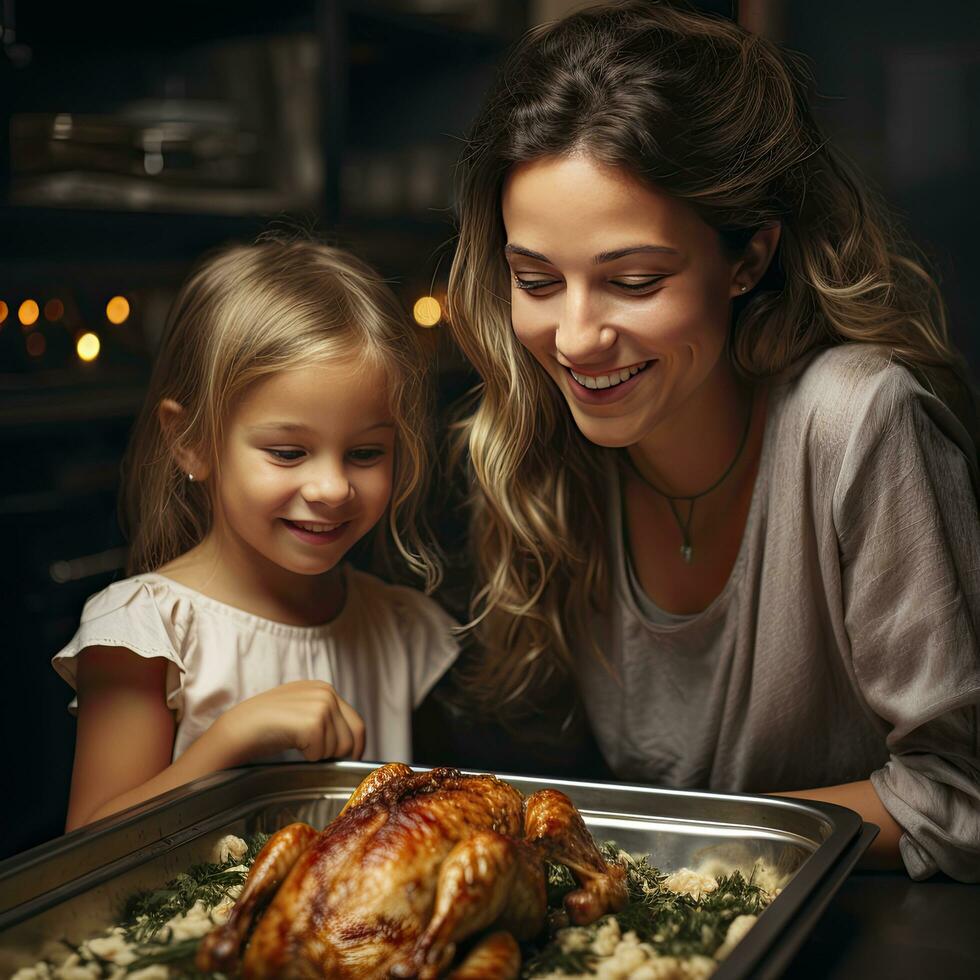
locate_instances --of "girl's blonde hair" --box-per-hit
[447,0,978,712]
[122,236,440,589]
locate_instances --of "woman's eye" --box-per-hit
[611,275,666,292]
[610,276,666,292]
[266,448,305,462]
[513,275,561,292]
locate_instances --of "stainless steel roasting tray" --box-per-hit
[0,762,877,979]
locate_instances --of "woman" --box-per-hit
[446,0,980,880]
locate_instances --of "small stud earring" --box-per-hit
[188,472,195,482]
[739,284,749,292]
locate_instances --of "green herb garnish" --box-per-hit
[522,844,772,977]
[121,834,268,946]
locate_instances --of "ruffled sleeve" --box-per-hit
[51,577,188,721]
[384,584,461,708]
[391,586,459,708]
[833,367,980,881]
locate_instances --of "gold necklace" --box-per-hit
[623,397,754,564]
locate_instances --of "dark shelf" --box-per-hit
[12,1,520,55]
[0,204,278,264]
[12,0,318,52]
[348,1,523,49]
[0,203,464,268]
[0,369,148,430]
[339,211,456,234]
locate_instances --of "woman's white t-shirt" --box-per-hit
[52,565,459,765]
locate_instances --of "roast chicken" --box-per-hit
[197,763,628,978]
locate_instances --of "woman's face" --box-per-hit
[501,154,745,448]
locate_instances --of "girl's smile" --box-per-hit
[280,519,351,545]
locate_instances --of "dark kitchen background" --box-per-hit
[1,0,977,861]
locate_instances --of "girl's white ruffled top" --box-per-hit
[52,566,459,764]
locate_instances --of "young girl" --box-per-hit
[53,238,458,831]
[447,1,980,880]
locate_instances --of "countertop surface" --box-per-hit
[785,870,980,978]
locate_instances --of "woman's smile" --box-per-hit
[565,360,655,403]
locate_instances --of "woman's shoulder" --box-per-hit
[770,343,977,502]
[775,343,971,459]
[787,343,917,412]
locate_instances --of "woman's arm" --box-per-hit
[775,779,902,869]
[829,371,980,880]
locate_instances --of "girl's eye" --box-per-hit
[349,447,386,464]
[513,275,561,292]
[610,276,666,292]
[266,448,305,462]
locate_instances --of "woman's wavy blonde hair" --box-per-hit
[122,236,440,589]
[448,0,978,713]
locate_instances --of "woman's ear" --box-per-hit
[730,222,782,297]
[158,399,211,482]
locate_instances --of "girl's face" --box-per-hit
[212,357,395,578]
[501,154,745,448]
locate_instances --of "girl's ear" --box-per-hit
[729,222,782,297]
[158,399,211,482]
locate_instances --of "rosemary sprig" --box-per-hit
[522,843,772,976]
[125,937,205,971]
[120,833,268,945]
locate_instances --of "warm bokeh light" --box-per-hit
[44,298,64,321]
[106,295,130,324]
[18,299,40,327]
[412,296,442,328]
[0,301,8,324]
[76,331,101,362]
[26,332,47,357]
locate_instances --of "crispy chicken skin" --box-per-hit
[197,764,627,979]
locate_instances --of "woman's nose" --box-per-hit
[301,464,353,507]
[555,288,617,364]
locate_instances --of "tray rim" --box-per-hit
[0,761,855,897]
[720,822,879,980]
[0,759,872,977]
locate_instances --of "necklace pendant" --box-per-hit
[680,544,693,563]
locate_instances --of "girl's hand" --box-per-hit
[218,680,367,763]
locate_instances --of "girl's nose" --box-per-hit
[555,288,617,364]
[301,465,354,507]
